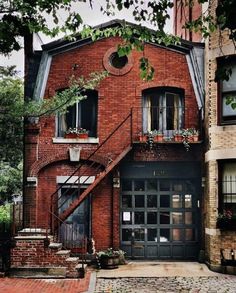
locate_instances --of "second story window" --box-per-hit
[142,87,184,135]
[57,90,98,138]
[219,58,236,124]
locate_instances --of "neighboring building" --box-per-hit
[174,0,236,272]
[15,19,204,268]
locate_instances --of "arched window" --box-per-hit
[142,87,184,135]
[57,89,98,137]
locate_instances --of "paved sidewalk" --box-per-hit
[0,272,91,293]
[97,261,220,278]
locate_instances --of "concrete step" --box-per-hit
[17,228,50,236]
[10,267,67,278]
[49,242,63,250]
[55,250,71,256]
[65,257,80,263]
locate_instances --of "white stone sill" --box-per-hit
[52,137,99,144]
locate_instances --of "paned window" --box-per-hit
[57,90,98,137]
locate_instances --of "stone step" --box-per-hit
[55,250,71,256]
[18,228,50,235]
[49,242,63,250]
[10,267,67,278]
[65,257,80,263]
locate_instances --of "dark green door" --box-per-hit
[120,179,200,259]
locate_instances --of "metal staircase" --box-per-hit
[49,111,133,248]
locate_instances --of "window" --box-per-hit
[57,90,98,137]
[142,87,184,135]
[219,161,236,214]
[219,58,236,124]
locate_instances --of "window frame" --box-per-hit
[142,87,185,134]
[218,56,236,125]
[56,89,98,138]
[218,160,236,214]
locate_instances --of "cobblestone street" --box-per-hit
[95,276,236,293]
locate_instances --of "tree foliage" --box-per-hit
[0,66,23,166]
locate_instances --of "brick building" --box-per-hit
[14,19,205,268]
[174,0,236,272]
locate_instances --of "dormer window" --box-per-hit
[142,87,184,136]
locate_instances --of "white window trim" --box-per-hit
[52,137,99,144]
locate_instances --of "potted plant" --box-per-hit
[65,127,78,138]
[185,128,199,142]
[138,132,148,142]
[77,128,89,139]
[97,248,125,269]
[217,209,236,230]
[64,127,89,139]
[173,130,183,142]
[152,130,164,142]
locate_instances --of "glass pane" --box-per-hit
[172,194,182,208]
[147,195,157,208]
[172,212,183,224]
[122,212,132,225]
[173,229,182,241]
[185,229,195,241]
[147,212,157,224]
[160,195,170,207]
[160,229,170,242]
[148,229,157,241]
[135,212,144,224]
[122,229,132,241]
[134,228,145,241]
[122,194,132,208]
[147,179,157,191]
[122,180,132,191]
[160,212,170,224]
[135,194,144,208]
[185,194,192,208]
[185,212,193,225]
[173,183,183,192]
[134,180,145,191]
[160,181,170,191]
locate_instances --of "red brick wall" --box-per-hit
[173,0,202,42]
[24,36,200,250]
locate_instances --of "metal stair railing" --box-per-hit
[49,109,133,245]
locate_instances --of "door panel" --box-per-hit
[120,179,200,259]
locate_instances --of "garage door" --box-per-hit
[120,178,200,259]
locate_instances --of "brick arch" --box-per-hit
[29,151,107,177]
[135,81,187,97]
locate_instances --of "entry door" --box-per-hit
[120,179,200,259]
[58,187,90,249]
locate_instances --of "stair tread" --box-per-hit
[65,257,80,262]
[49,243,63,249]
[55,250,71,255]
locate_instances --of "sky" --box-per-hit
[0,1,173,76]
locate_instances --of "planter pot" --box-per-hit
[139,135,147,142]
[65,133,78,139]
[154,135,163,142]
[174,134,182,142]
[99,255,119,269]
[78,133,89,139]
[193,135,199,142]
